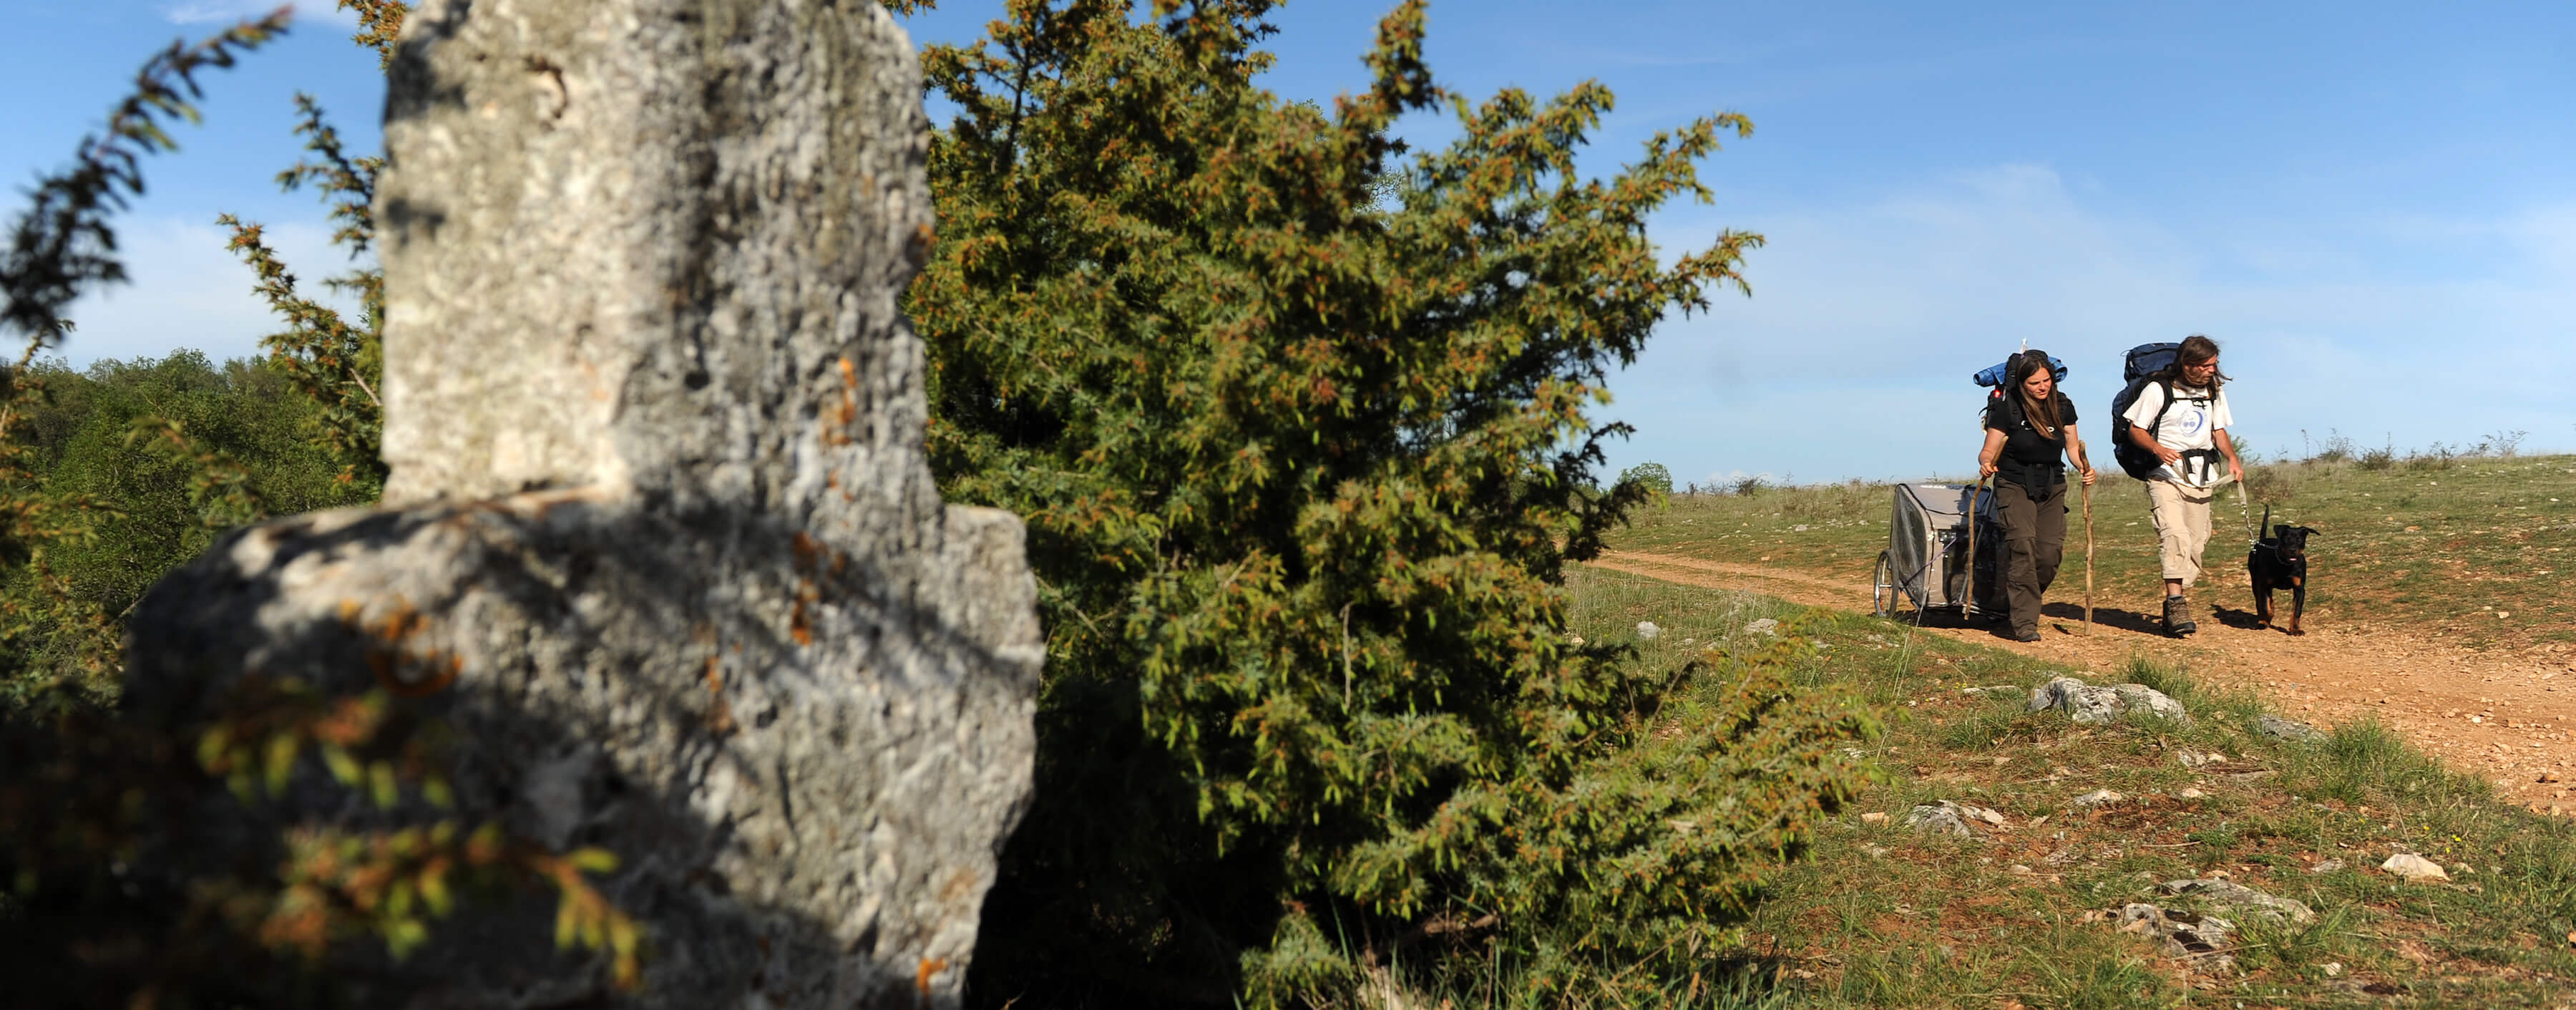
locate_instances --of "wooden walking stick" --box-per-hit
[2077,440,2095,635]
[1963,476,1986,619]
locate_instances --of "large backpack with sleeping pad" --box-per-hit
[1971,352,2065,434]
[2109,342,2182,480]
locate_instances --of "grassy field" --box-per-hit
[1530,568,2576,1007]
[1610,453,2576,652]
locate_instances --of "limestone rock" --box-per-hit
[121,2,1039,1006]
[2028,676,2190,726]
[2256,714,2325,742]
[1636,621,1662,640]
[1742,618,1779,636]
[1906,800,2006,837]
[2070,789,2125,810]
[2160,878,2315,924]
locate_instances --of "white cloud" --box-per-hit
[57,215,363,368]
[1604,165,2576,483]
[163,1,359,29]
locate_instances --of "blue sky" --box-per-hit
[5,1,2570,484]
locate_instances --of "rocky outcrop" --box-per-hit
[121,1,1039,1007]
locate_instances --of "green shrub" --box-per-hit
[909,1,1869,1004]
[1621,462,1675,496]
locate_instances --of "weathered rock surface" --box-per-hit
[2114,903,2238,969]
[121,2,1038,1007]
[2160,878,2315,923]
[2028,676,2190,726]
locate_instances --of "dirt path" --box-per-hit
[1591,550,2576,811]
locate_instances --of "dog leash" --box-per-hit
[2237,481,2258,545]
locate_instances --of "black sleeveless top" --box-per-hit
[1985,392,2077,490]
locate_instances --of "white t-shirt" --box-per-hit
[2122,382,2233,486]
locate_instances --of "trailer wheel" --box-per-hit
[1871,550,1896,618]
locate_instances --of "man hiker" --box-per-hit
[2122,334,2242,636]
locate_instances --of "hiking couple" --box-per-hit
[1977,336,2240,640]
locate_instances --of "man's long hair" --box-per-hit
[2154,334,2230,389]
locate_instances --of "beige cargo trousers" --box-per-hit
[2144,479,2215,586]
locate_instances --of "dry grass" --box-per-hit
[1506,567,2576,1008]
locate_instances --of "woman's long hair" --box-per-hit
[2007,349,2066,442]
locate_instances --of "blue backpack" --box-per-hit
[2109,343,2183,480]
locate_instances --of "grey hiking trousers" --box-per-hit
[1995,479,2068,636]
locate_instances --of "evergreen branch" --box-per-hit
[338,0,409,70]
[0,9,291,344]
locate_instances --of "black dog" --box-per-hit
[2246,505,2319,635]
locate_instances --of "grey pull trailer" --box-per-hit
[1871,482,2006,621]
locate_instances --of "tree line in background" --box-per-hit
[0,1,1873,1006]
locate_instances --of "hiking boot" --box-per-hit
[2162,594,2197,636]
[2010,628,2043,643]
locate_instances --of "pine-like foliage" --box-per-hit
[910,1,1873,1003]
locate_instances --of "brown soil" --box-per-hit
[1590,550,2576,811]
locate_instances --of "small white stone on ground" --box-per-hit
[2382,853,2449,882]
[1636,621,1662,640]
[1743,618,1780,636]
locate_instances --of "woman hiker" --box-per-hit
[1977,349,2097,642]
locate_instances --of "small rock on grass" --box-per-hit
[2177,787,2206,799]
[1742,618,1779,636]
[2257,714,2324,742]
[2381,853,2449,882]
[1636,621,1662,640]
[1860,811,1888,824]
[2308,858,2345,875]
